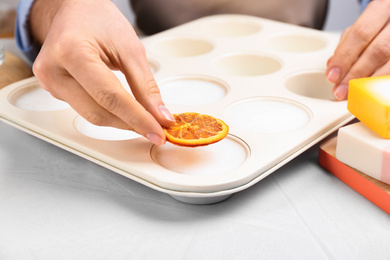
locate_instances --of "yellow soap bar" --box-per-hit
[348,75,390,139]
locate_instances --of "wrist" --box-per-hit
[30,0,68,44]
[30,0,112,44]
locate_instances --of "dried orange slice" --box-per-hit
[164,112,229,147]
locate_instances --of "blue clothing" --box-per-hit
[361,0,371,12]
[15,0,39,62]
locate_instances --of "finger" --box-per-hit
[63,48,166,145]
[339,26,351,43]
[338,22,390,82]
[332,84,349,101]
[326,1,390,84]
[124,66,175,128]
[332,21,390,101]
[116,41,175,128]
[33,60,131,130]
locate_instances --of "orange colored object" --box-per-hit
[319,137,390,214]
[164,112,229,147]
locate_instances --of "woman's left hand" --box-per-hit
[327,0,390,100]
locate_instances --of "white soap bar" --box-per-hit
[336,122,390,185]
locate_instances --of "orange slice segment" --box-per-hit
[164,112,229,147]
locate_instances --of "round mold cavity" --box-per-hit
[213,53,282,76]
[285,71,335,100]
[202,18,261,37]
[159,75,229,105]
[9,84,70,111]
[264,33,327,53]
[225,97,312,134]
[150,37,213,57]
[74,116,141,141]
[151,134,250,176]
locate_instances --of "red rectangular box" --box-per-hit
[319,137,390,214]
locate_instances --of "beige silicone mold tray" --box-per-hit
[0,15,354,204]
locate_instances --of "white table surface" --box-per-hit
[1,39,390,260]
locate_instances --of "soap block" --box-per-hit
[348,75,390,139]
[336,122,390,185]
[319,136,390,215]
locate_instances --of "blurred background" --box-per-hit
[1,0,361,63]
[0,0,17,38]
[111,0,362,32]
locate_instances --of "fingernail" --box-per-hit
[327,67,341,83]
[333,84,349,100]
[159,105,175,122]
[146,133,164,146]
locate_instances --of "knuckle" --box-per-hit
[370,41,390,62]
[348,68,366,80]
[32,59,54,93]
[54,38,94,64]
[32,56,50,79]
[352,23,373,43]
[95,90,120,112]
[145,79,161,97]
[122,108,149,131]
[336,49,349,60]
[126,113,140,128]
[50,38,74,60]
[335,49,354,65]
[32,59,43,78]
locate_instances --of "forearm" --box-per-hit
[30,0,110,45]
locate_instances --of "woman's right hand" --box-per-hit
[30,0,175,146]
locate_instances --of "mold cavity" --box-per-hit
[285,71,335,100]
[159,76,228,105]
[203,18,261,37]
[150,38,213,57]
[74,116,141,141]
[151,135,249,176]
[213,54,281,76]
[264,33,327,53]
[225,98,311,133]
[10,84,70,111]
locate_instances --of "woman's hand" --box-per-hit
[30,0,175,145]
[327,0,390,100]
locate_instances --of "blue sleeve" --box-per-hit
[360,0,371,12]
[15,0,40,62]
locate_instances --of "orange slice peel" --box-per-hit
[163,112,229,147]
